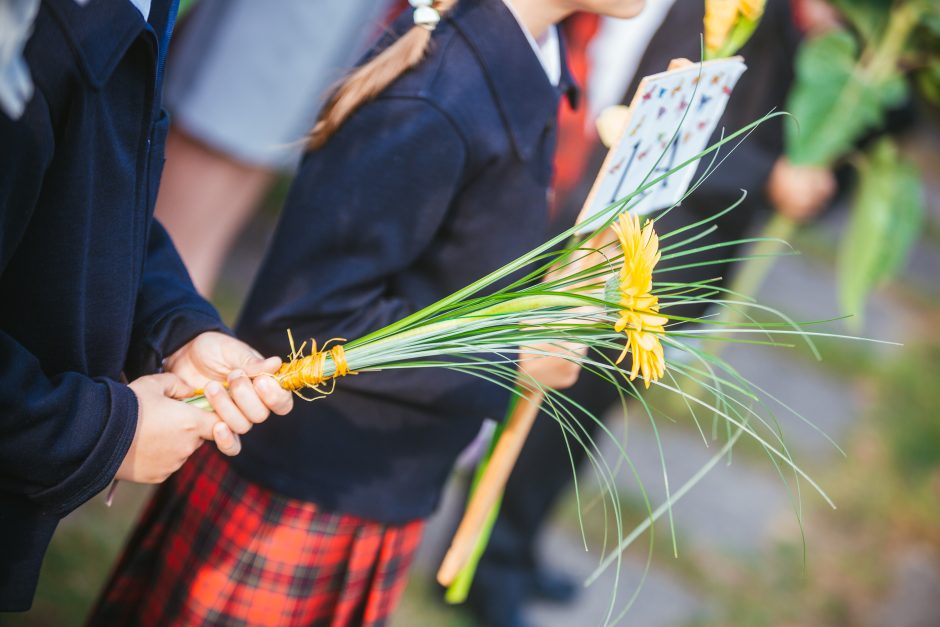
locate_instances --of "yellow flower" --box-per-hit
[705,0,739,53]
[705,0,767,57]
[738,0,766,20]
[612,213,667,388]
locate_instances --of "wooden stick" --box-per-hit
[437,388,544,585]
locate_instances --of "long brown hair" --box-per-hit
[308,0,459,149]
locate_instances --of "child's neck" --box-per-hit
[503,0,572,40]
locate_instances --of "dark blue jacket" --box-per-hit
[233,0,576,524]
[0,0,223,610]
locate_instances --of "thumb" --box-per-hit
[212,422,242,456]
[187,407,242,456]
[242,355,283,378]
[154,372,196,400]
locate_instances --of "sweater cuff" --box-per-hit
[127,306,230,377]
[32,379,138,517]
[154,307,231,362]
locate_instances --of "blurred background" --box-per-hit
[4,0,939,625]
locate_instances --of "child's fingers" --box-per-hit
[242,355,282,377]
[204,380,253,435]
[255,376,294,416]
[227,370,270,424]
[152,372,196,400]
[213,422,241,456]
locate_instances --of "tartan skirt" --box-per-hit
[88,446,424,627]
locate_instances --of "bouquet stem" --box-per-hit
[184,294,588,409]
[726,213,798,303]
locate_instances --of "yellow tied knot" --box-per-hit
[275,331,355,400]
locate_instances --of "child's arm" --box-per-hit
[126,221,294,443]
[0,88,182,513]
[238,97,510,419]
[0,84,124,516]
[123,220,231,379]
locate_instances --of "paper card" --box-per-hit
[577,57,747,231]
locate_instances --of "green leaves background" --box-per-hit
[783,0,935,322]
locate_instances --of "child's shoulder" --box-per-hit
[370,0,558,160]
[379,20,504,153]
[26,0,147,116]
[386,24,489,106]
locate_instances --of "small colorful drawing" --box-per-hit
[628,115,645,137]
[581,57,747,230]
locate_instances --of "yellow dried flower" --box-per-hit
[705,0,767,57]
[612,213,667,388]
[705,0,740,53]
[739,0,766,21]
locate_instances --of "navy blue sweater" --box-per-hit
[232,0,576,524]
[0,0,223,610]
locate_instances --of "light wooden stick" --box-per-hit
[437,389,544,585]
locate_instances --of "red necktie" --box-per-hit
[552,13,601,218]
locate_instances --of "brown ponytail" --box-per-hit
[308,0,459,150]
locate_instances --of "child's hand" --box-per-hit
[767,157,836,224]
[518,342,585,390]
[118,373,237,483]
[164,332,294,438]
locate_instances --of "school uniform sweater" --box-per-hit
[233,0,577,524]
[0,0,224,610]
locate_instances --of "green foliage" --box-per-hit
[837,139,924,320]
[916,58,940,105]
[911,1,940,104]
[830,0,893,43]
[177,0,198,17]
[783,0,935,315]
[785,30,908,166]
[878,342,940,479]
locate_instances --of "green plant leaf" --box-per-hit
[837,138,925,322]
[785,30,909,166]
[915,56,940,105]
[917,0,940,37]
[830,0,893,43]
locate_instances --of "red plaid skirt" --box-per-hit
[88,447,424,626]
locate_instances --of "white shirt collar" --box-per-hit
[501,0,562,86]
[587,2,678,121]
[127,0,150,20]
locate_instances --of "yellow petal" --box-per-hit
[739,0,765,21]
[705,0,739,51]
